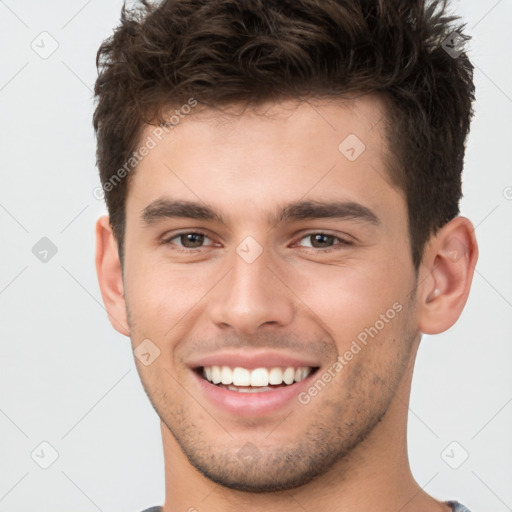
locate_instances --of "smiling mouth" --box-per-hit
[197,365,319,393]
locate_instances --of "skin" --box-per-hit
[96,94,478,512]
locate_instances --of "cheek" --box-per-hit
[123,258,215,337]
[286,256,408,339]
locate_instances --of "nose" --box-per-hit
[208,246,295,334]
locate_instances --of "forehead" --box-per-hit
[157,95,389,159]
[128,94,404,228]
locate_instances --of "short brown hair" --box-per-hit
[93,0,475,271]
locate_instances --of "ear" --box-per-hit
[417,216,478,334]
[95,215,130,336]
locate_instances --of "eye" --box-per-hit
[163,231,215,251]
[296,232,352,251]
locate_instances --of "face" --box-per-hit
[120,95,420,491]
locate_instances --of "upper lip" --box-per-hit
[188,350,321,370]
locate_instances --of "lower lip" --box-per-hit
[192,370,317,417]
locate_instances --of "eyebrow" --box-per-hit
[141,198,380,227]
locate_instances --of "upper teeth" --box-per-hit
[203,366,313,387]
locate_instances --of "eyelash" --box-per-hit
[161,231,353,254]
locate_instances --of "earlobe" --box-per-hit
[417,216,478,335]
[95,215,130,336]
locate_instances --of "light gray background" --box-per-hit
[0,1,511,511]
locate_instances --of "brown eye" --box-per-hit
[296,232,352,251]
[178,233,205,248]
[309,233,335,248]
[164,232,214,251]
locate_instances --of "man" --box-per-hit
[93,0,478,510]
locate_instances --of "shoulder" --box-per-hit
[445,501,473,512]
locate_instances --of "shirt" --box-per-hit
[140,500,472,511]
